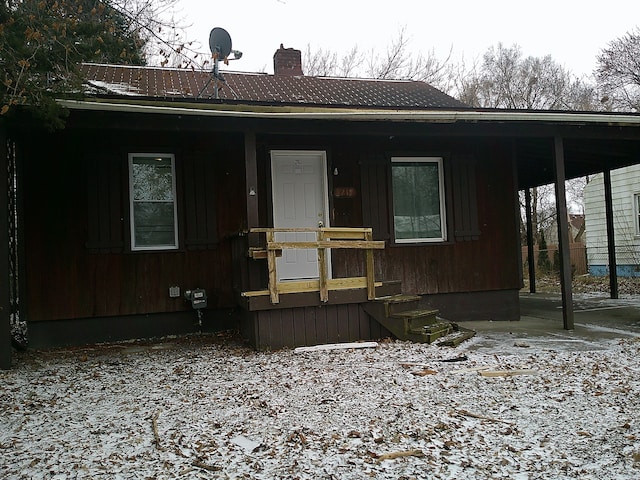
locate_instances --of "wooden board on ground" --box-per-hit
[294,341,378,353]
[479,369,538,377]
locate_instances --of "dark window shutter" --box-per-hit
[183,154,218,249]
[451,154,480,241]
[360,154,389,241]
[86,154,124,253]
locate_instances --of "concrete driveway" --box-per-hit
[459,292,640,353]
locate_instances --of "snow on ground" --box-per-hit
[2,332,640,479]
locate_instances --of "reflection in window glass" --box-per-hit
[392,157,446,242]
[129,154,178,250]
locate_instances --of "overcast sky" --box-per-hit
[177,0,639,78]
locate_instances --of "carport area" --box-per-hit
[462,293,640,353]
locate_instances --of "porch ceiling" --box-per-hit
[515,136,640,189]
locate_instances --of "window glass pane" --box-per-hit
[636,194,640,234]
[132,157,174,201]
[133,202,176,247]
[130,154,177,250]
[392,159,444,242]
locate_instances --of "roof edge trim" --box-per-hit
[57,99,640,126]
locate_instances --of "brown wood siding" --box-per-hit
[251,303,388,350]
[420,289,519,322]
[332,139,520,295]
[330,147,363,227]
[182,150,219,248]
[22,130,245,322]
[237,135,519,297]
[360,153,390,240]
[22,126,520,324]
[242,289,518,350]
[86,151,124,252]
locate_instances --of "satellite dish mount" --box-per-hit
[198,27,242,99]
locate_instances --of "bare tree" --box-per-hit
[302,27,453,91]
[303,45,341,77]
[365,27,453,90]
[596,27,640,112]
[303,45,364,78]
[456,43,600,249]
[519,184,559,242]
[107,0,199,68]
[455,43,599,110]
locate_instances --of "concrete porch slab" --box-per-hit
[457,292,640,353]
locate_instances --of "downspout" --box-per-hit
[0,123,11,369]
[553,135,574,330]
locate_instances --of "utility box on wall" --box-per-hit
[184,289,207,309]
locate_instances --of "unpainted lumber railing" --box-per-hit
[246,227,385,304]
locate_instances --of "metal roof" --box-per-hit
[79,63,468,109]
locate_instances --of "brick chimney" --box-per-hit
[273,44,303,76]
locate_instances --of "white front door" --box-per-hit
[270,150,330,281]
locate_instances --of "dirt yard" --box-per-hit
[523,274,640,296]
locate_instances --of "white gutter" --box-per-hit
[58,99,640,126]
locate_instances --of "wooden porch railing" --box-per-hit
[245,227,385,304]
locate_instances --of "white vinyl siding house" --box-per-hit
[584,164,640,276]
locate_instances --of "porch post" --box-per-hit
[603,169,619,299]
[244,131,262,290]
[553,135,574,330]
[244,131,259,235]
[525,188,536,293]
[0,124,11,369]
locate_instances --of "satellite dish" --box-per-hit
[199,27,242,100]
[209,27,232,59]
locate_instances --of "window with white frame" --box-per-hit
[129,154,178,250]
[635,193,640,236]
[391,157,446,243]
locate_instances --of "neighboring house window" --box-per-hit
[636,193,640,236]
[391,157,446,243]
[129,154,178,250]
